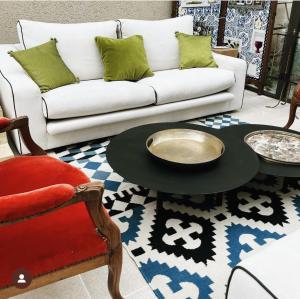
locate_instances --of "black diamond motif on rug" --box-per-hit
[215,213,227,221]
[131,247,145,257]
[148,208,216,264]
[104,186,155,216]
[227,186,288,225]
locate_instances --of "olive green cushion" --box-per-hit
[95,35,153,81]
[9,39,78,93]
[175,32,218,69]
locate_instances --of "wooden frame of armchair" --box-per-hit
[0,116,123,299]
[284,81,300,129]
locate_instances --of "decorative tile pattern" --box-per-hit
[50,114,300,299]
[224,1,272,79]
[178,0,222,46]
[149,209,216,264]
[113,178,298,298]
[226,186,288,225]
[226,224,284,268]
[140,261,213,299]
[178,0,273,79]
[292,194,300,218]
[194,113,246,129]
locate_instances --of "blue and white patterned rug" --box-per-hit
[50,114,300,299]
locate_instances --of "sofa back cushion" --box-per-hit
[120,16,193,72]
[17,20,118,80]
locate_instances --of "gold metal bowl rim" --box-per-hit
[146,128,225,165]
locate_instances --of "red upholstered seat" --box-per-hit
[0,156,108,289]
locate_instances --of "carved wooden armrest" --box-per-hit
[0,116,46,156]
[0,182,104,226]
[83,182,122,253]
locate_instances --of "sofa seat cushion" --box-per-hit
[139,68,235,105]
[42,80,156,119]
[46,92,233,136]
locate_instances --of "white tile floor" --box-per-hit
[1,90,299,299]
[231,91,300,131]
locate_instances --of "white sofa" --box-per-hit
[226,229,300,299]
[0,16,246,153]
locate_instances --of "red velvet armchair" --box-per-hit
[0,116,123,299]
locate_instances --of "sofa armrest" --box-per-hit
[213,53,247,110]
[0,45,47,153]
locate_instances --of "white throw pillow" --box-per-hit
[120,16,193,72]
[17,20,118,80]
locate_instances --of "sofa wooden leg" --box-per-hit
[108,243,123,299]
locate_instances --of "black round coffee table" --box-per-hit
[221,124,300,178]
[106,122,259,196]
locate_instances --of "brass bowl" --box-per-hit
[146,128,225,167]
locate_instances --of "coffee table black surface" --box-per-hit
[106,122,259,196]
[221,124,300,178]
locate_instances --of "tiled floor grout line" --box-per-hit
[79,275,92,299]
[124,286,150,298]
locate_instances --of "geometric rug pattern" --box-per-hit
[49,114,300,299]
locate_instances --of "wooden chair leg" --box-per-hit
[108,243,123,299]
[285,82,300,129]
[284,95,298,128]
[84,186,124,299]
